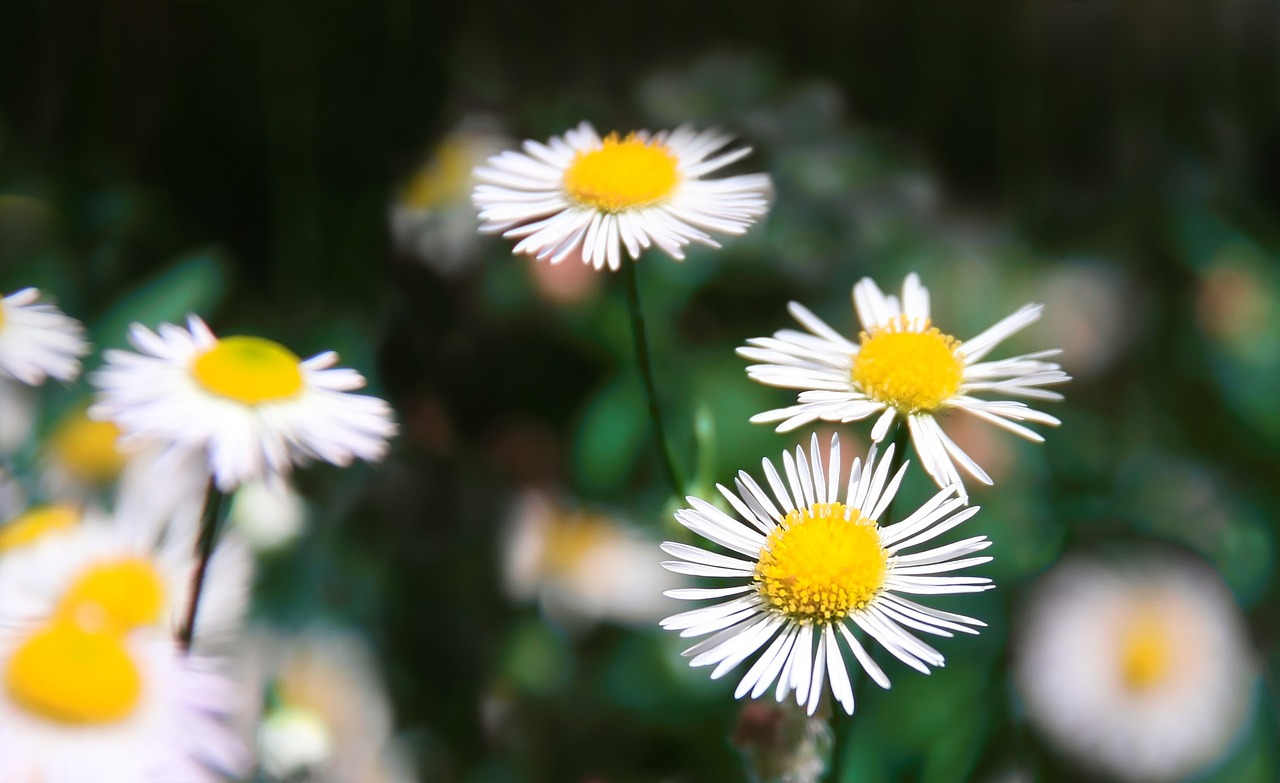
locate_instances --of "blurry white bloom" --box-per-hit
[91,316,397,491]
[1014,554,1255,782]
[228,479,307,553]
[0,623,245,783]
[0,381,36,456]
[1039,261,1134,379]
[42,409,130,490]
[0,288,89,386]
[473,121,771,271]
[503,490,678,627]
[661,434,992,716]
[241,628,411,783]
[0,505,250,650]
[739,273,1069,495]
[391,119,509,276]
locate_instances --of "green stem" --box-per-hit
[620,258,685,498]
[178,479,228,653]
[879,420,912,528]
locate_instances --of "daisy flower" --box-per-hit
[0,622,245,783]
[90,316,397,491]
[0,504,250,650]
[660,434,993,716]
[0,287,89,385]
[738,273,1069,495]
[1014,554,1255,782]
[473,121,771,271]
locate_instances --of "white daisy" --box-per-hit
[473,121,771,271]
[738,273,1069,495]
[90,316,397,491]
[1014,554,1255,782]
[660,434,993,716]
[0,504,250,650]
[0,622,245,783]
[0,287,90,386]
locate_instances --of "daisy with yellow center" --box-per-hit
[473,121,771,271]
[738,273,1070,495]
[0,620,247,782]
[0,506,251,650]
[0,287,89,386]
[660,434,992,716]
[1014,555,1255,782]
[89,316,397,490]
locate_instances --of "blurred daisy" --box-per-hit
[503,490,679,628]
[91,316,397,491]
[239,628,412,783]
[739,273,1069,495]
[391,119,509,276]
[0,381,36,456]
[0,622,245,783]
[661,434,992,716]
[43,409,129,489]
[227,478,307,554]
[473,121,771,271]
[0,287,89,386]
[0,505,250,649]
[1014,554,1255,782]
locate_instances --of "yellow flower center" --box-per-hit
[851,317,965,414]
[402,137,474,210]
[1119,616,1172,691]
[563,132,680,213]
[0,504,80,553]
[542,512,614,576]
[5,619,143,725]
[755,502,888,624]
[191,336,305,405]
[49,414,127,484]
[57,558,167,634]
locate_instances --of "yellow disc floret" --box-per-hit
[563,133,680,213]
[49,413,127,484]
[851,316,965,414]
[402,137,474,210]
[1119,616,1172,691]
[192,336,305,406]
[755,502,888,623]
[5,619,143,725]
[0,504,80,553]
[57,558,167,633]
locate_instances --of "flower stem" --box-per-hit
[880,420,912,527]
[178,479,228,653]
[620,258,685,498]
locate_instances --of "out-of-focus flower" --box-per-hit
[1014,554,1255,782]
[731,702,832,783]
[473,121,771,271]
[0,288,89,386]
[391,119,509,277]
[0,381,36,456]
[0,622,245,782]
[1196,254,1279,363]
[91,316,397,491]
[227,479,307,554]
[42,408,129,491]
[661,434,992,716]
[528,254,602,305]
[739,273,1069,495]
[240,628,412,783]
[1039,261,1135,379]
[0,505,250,650]
[503,490,678,628]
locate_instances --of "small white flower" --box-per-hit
[661,434,993,716]
[228,478,307,553]
[473,121,771,271]
[1014,554,1256,782]
[0,504,251,650]
[0,624,246,783]
[90,316,397,491]
[0,287,89,386]
[739,273,1069,495]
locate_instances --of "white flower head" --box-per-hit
[0,287,90,386]
[661,434,993,716]
[473,121,772,271]
[0,624,246,783]
[90,316,397,491]
[1014,554,1256,782]
[739,273,1070,496]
